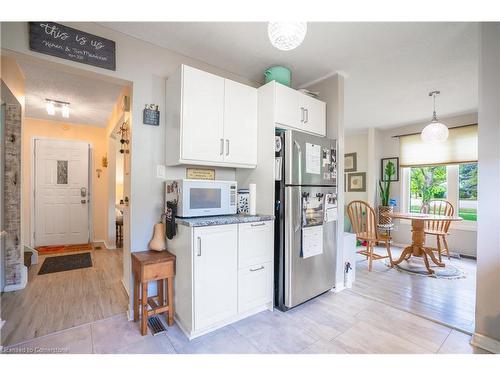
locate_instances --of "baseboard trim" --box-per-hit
[103,239,116,250]
[3,266,28,292]
[471,332,500,354]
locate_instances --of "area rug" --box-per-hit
[385,258,466,279]
[38,252,92,275]
[36,243,93,255]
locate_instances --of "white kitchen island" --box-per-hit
[167,214,274,339]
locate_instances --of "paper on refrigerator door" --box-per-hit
[305,143,321,174]
[301,225,324,258]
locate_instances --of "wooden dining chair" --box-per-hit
[420,200,454,261]
[347,200,393,271]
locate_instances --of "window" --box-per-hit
[459,163,478,221]
[405,163,478,222]
[409,166,447,213]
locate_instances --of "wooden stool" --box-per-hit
[132,250,176,335]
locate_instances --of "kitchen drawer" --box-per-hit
[238,262,273,314]
[238,221,274,269]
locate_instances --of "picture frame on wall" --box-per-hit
[348,172,366,192]
[344,152,357,173]
[381,157,399,182]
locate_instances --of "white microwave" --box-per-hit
[165,179,237,218]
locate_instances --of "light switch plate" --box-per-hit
[156,165,167,179]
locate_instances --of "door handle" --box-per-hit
[81,199,87,204]
[80,187,87,197]
[226,139,229,156]
[197,237,202,256]
[304,108,309,124]
[300,107,304,123]
[251,222,266,227]
[293,140,302,185]
[295,193,302,232]
[220,138,224,155]
[250,265,264,272]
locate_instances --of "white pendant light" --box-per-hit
[46,100,56,116]
[421,90,449,142]
[268,22,307,51]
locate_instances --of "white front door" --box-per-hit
[34,139,90,246]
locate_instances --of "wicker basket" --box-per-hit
[378,205,394,226]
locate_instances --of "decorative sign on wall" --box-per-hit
[143,104,160,126]
[29,22,116,71]
[186,168,216,180]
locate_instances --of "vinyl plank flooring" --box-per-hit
[1,245,128,346]
[351,246,476,333]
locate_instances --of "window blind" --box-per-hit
[399,124,478,167]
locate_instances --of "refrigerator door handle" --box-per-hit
[293,140,302,185]
[295,193,302,232]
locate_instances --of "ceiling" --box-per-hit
[99,22,478,130]
[19,60,124,127]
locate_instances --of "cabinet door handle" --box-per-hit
[250,265,264,272]
[300,107,304,123]
[220,138,224,155]
[304,108,309,124]
[251,222,266,227]
[226,139,229,156]
[197,237,202,256]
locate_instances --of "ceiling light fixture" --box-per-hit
[62,104,70,118]
[421,90,449,142]
[46,100,56,116]
[45,99,70,118]
[268,22,307,51]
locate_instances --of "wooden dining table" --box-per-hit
[382,212,463,274]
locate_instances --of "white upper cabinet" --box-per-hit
[273,82,326,136]
[299,93,326,136]
[275,83,301,129]
[223,79,258,166]
[166,65,258,168]
[182,66,225,163]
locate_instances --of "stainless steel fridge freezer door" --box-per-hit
[285,130,336,186]
[284,186,336,308]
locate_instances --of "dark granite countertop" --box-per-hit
[175,214,274,227]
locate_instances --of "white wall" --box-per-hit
[344,131,368,204]
[1,22,257,314]
[472,22,500,353]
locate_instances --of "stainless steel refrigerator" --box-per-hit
[274,129,338,311]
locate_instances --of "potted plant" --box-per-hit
[378,161,396,225]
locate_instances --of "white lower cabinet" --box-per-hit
[238,262,273,314]
[193,225,238,331]
[168,220,274,339]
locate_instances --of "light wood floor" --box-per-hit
[351,246,476,334]
[1,244,129,346]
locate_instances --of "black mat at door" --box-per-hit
[38,252,92,275]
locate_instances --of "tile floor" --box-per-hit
[3,289,489,354]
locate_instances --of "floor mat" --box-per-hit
[38,252,92,275]
[36,243,93,255]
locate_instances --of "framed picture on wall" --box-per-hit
[344,152,357,173]
[381,157,399,182]
[348,172,366,192]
